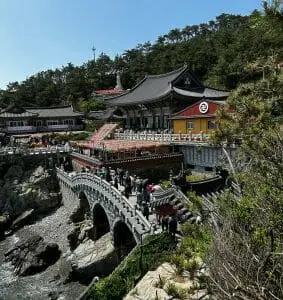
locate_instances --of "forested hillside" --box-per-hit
[0,6,282,110]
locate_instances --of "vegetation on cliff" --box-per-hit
[87,233,177,300]
[203,2,283,299]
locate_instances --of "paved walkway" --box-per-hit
[117,183,160,230]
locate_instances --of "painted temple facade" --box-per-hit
[171,100,225,134]
[103,65,229,130]
[0,105,83,134]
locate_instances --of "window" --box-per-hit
[208,120,217,129]
[47,120,59,125]
[63,119,74,125]
[187,121,194,129]
[9,121,24,127]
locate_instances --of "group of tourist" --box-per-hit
[80,165,181,238]
[81,165,161,220]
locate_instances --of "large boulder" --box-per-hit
[4,234,61,276]
[70,232,119,283]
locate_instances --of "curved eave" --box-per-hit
[105,65,188,106]
[173,87,229,99]
[106,88,172,107]
[0,111,39,118]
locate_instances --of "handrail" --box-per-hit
[56,168,153,236]
[105,152,183,164]
[71,152,102,165]
[0,146,71,156]
[114,132,211,143]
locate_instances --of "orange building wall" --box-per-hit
[173,117,217,134]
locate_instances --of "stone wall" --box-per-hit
[179,144,237,170]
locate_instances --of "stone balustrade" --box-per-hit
[56,168,154,243]
[0,146,71,156]
[71,152,102,166]
[104,152,183,165]
[114,132,211,144]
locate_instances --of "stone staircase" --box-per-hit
[89,123,120,143]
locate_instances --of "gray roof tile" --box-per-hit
[27,106,83,118]
[105,66,187,106]
[105,66,229,107]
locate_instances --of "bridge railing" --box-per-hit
[0,146,70,156]
[114,132,211,143]
[104,152,183,165]
[71,152,102,165]
[56,168,154,237]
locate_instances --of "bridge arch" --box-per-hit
[78,190,91,218]
[92,203,110,240]
[113,220,137,249]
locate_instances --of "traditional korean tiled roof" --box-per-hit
[26,105,83,118]
[0,104,38,118]
[173,87,229,99]
[0,105,83,119]
[170,99,226,119]
[105,66,229,107]
[105,66,187,106]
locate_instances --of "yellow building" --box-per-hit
[171,100,225,134]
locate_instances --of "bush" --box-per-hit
[165,283,187,300]
[154,275,167,289]
[88,233,177,300]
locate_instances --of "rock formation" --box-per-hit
[0,160,62,233]
[69,232,119,283]
[4,234,61,276]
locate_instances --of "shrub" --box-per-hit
[88,233,177,300]
[154,275,167,289]
[165,282,187,300]
[170,254,186,275]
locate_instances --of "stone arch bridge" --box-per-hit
[56,168,154,247]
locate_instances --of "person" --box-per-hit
[161,215,169,232]
[114,175,119,189]
[136,177,142,193]
[168,215,178,238]
[142,187,149,203]
[136,191,143,206]
[125,172,132,194]
[124,187,130,199]
[105,167,111,183]
[142,202,150,220]
[119,169,124,186]
[132,175,137,193]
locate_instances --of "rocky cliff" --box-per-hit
[0,158,61,238]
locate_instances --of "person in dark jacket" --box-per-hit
[168,215,178,238]
[105,167,111,183]
[142,202,150,220]
[161,215,169,232]
[114,175,119,189]
[119,169,124,186]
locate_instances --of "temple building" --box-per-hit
[103,65,229,130]
[0,104,83,134]
[170,99,225,134]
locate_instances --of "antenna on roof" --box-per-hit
[92,46,96,62]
